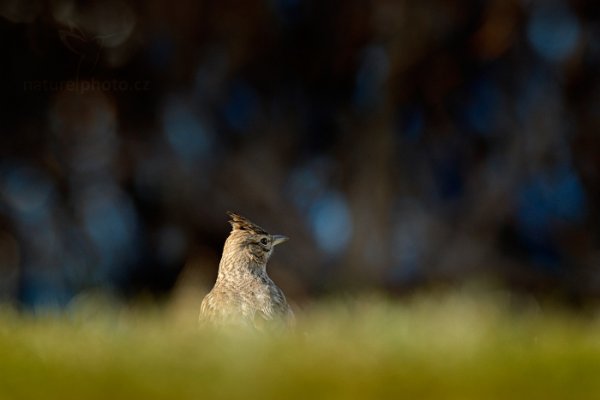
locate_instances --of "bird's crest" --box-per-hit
[227,211,268,234]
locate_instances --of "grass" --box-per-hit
[1,289,600,399]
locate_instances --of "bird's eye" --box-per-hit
[260,238,268,245]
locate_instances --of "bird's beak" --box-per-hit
[272,235,289,246]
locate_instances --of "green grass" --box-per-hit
[1,290,600,399]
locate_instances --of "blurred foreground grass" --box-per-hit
[1,290,600,399]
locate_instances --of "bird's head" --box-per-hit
[223,211,289,266]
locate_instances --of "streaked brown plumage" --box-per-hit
[200,212,294,328]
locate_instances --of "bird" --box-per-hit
[200,211,294,328]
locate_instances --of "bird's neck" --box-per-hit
[216,250,268,285]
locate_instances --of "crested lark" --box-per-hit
[200,212,294,328]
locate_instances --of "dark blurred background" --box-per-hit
[1,0,599,309]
